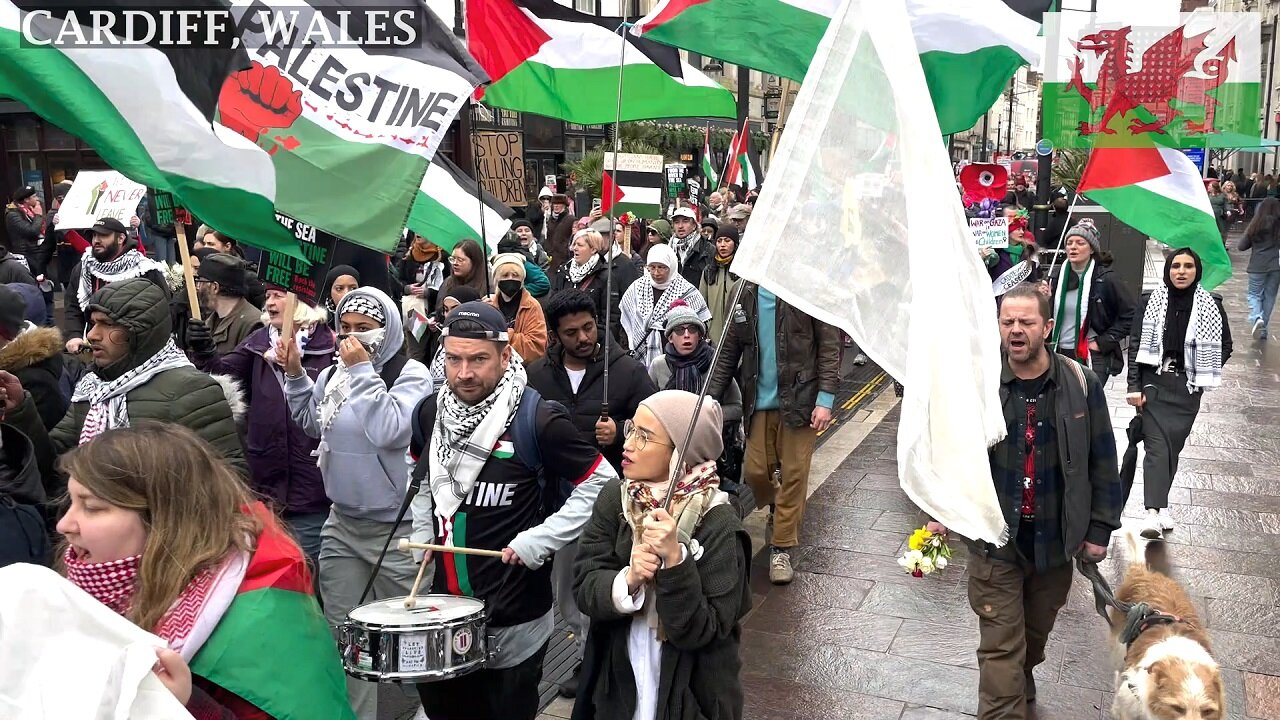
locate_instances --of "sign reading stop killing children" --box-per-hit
[259,214,337,305]
[969,216,1010,249]
[56,171,146,230]
[472,131,526,207]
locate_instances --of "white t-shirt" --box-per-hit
[567,367,587,393]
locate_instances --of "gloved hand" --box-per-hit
[186,319,216,356]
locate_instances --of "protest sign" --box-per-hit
[687,177,701,214]
[665,164,687,199]
[992,261,1034,296]
[258,214,337,305]
[147,189,192,228]
[56,171,146,230]
[472,131,526,206]
[969,216,1009,249]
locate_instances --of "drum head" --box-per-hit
[350,595,484,624]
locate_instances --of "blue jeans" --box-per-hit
[150,235,176,266]
[1247,270,1280,336]
[282,510,327,571]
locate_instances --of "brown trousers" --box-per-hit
[743,409,817,548]
[966,553,1073,720]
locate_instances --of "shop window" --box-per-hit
[3,117,38,151]
[566,136,587,162]
[43,124,77,150]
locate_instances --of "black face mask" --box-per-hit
[498,279,522,298]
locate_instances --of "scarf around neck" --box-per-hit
[72,339,193,443]
[567,253,600,285]
[76,248,161,311]
[1136,284,1223,393]
[620,272,697,351]
[1051,259,1093,362]
[663,341,714,393]
[429,357,527,520]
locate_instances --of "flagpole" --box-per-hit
[601,16,631,430]
[1042,189,1084,282]
[469,111,493,297]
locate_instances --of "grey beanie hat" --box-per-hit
[1064,219,1101,255]
[639,390,724,466]
[663,302,706,337]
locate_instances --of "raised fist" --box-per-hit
[219,61,303,144]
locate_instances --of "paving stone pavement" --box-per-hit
[725,244,1280,720]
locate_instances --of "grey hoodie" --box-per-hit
[285,287,433,522]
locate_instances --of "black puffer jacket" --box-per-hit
[3,205,47,272]
[0,248,36,287]
[0,326,67,429]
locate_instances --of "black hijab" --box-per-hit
[1161,247,1202,358]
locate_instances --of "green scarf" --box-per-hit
[1050,259,1094,358]
[1005,243,1025,263]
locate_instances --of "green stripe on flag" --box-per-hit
[920,46,1028,139]
[454,512,474,596]
[190,588,354,720]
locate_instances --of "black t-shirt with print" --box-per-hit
[413,397,604,628]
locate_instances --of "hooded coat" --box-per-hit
[284,287,432,522]
[198,319,336,516]
[0,325,68,429]
[48,279,246,472]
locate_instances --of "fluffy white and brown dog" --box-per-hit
[1110,532,1225,720]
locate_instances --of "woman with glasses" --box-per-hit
[436,239,489,312]
[572,390,750,720]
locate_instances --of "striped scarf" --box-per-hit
[1135,285,1223,393]
[1051,260,1093,362]
[76,248,162,311]
[71,339,193,443]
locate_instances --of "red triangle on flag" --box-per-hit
[601,171,626,214]
[1079,147,1169,193]
[466,0,552,98]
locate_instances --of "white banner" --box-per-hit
[992,260,1034,296]
[55,171,145,230]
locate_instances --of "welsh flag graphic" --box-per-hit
[189,505,353,720]
[1079,145,1231,289]
[1043,12,1262,148]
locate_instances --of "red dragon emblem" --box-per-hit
[1065,25,1238,137]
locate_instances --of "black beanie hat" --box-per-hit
[195,253,249,295]
[0,284,28,341]
[715,224,740,245]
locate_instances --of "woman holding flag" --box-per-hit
[54,422,354,719]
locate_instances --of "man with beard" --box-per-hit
[668,207,715,287]
[408,301,616,720]
[929,283,1119,718]
[50,278,244,469]
[184,253,264,357]
[63,217,167,352]
[525,289,655,698]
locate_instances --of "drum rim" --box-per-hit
[348,595,487,629]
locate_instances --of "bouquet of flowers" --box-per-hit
[897,525,952,578]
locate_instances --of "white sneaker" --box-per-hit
[1140,509,1163,540]
[1253,318,1266,340]
[1157,508,1175,532]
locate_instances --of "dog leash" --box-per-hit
[1076,557,1182,645]
[1076,557,1130,627]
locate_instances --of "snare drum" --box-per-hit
[340,595,489,683]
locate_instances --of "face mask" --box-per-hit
[498,279,523,298]
[337,327,386,357]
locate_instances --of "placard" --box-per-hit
[665,163,687,198]
[602,152,664,174]
[56,171,146,230]
[687,177,702,214]
[147,189,192,228]
[258,213,337,305]
[472,131,527,207]
[969,217,1010,249]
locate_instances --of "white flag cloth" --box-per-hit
[0,563,193,719]
[730,0,1008,544]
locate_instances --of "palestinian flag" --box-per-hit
[602,153,663,219]
[701,126,719,187]
[1079,146,1231,289]
[0,2,302,259]
[190,504,353,720]
[408,309,431,341]
[222,1,487,253]
[632,0,1044,135]
[407,154,513,254]
[721,121,761,190]
[467,0,736,124]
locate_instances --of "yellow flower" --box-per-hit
[908,529,926,551]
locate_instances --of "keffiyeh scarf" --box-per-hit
[429,357,527,520]
[619,273,708,360]
[72,339,193,443]
[77,249,162,311]
[1135,284,1223,393]
[567,253,600,285]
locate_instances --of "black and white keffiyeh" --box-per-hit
[340,294,385,325]
[77,249,162,311]
[619,273,711,367]
[429,356,527,520]
[1135,285,1223,393]
[71,339,193,443]
[567,253,600,285]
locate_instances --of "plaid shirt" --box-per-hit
[988,354,1122,572]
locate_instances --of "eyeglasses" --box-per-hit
[622,419,673,452]
[448,257,465,264]
[670,324,701,337]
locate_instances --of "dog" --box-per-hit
[1110,530,1225,720]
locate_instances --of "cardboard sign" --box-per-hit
[472,131,526,207]
[665,164,687,198]
[259,213,337,305]
[970,217,1010,249]
[56,171,146,230]
[147,189,192,228]
[687,177,702,214]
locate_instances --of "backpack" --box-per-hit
[411,386,575,517]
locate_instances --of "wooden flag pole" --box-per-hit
[768,78,795,163]
[621,224,632,257]
[174,221,202,322]
[282,292,298,341]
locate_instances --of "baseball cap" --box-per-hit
[10,186,36,203]
[442,301,509,342]
[671,207,697,221]
[90,217,129,235]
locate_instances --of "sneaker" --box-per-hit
[1157,508,1175,532]
[1140,509,1163,540]
[853,353,869,366]
[557,663,580,698]
[769,547,794,585]
[1253,318,1266,340]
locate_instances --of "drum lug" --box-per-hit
[486,634,500,661]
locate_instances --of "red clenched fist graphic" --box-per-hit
[219,61,303,144]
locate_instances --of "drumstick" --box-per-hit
[404,555,431,609]
[398,539,505,558]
